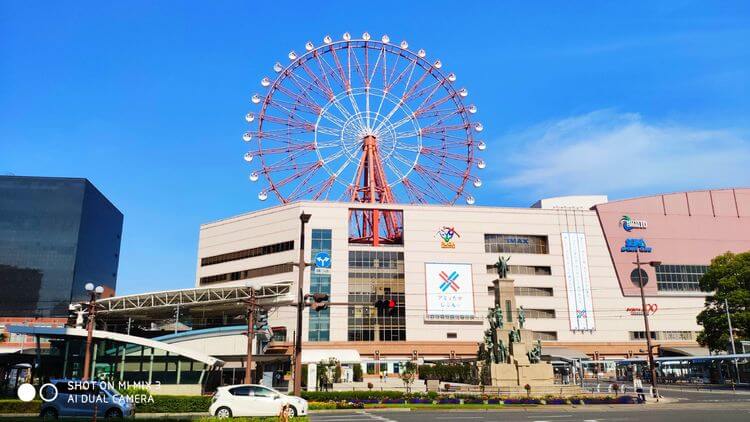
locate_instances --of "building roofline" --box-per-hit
[592,186,750,209]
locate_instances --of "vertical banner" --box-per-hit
[424,263,475,317]
[561,232,595,330]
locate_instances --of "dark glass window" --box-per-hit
[514,287,554,297]
[655,264,708,292]
[201,241,294,266]
[524,309,556,319]
[487,264,551,276]
[199,263,293,285]
[0,177,122,317]
[309,229,331,342]
[348,251,405,341]
[484,234,548,254]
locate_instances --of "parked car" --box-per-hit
[39,378,134,419]
[209,384,308,418]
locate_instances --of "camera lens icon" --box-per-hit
[16,383,58,402]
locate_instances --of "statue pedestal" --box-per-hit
[489,328,554,387]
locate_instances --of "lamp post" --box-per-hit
[82,282,104,381]
[293,212,311,396]
[634,253,661,399]
[243,284,261,384]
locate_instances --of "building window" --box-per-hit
[487,265,551,276]
[309,229,332,342]
[630,331,658,340]
[348,251,405,341]
[655,264,708,292]
[631,331,693,341]
[348,209,404,246]
[484,234,548,254]
[524,309,556,319]
[201,240,294,266]
[198,263,293,285]
[447,332,457,339]
[532,331,557,341]
[514,287,553,297]
[271,327,287,342]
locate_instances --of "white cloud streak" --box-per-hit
[494,110,750,198]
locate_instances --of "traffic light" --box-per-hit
[254,309,269,332]
[374,298,397,315]
[310,293,329,312]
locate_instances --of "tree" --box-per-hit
[696,251,750,353]
[353,364,363,382]
[400,361,418,393]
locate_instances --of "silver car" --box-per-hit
[209,384,308,418]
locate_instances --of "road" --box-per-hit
[309,387,750,422]
[310,404,750,422]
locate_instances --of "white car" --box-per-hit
[209,384,308,418]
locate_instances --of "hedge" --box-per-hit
[136,395,213,413]
[0,399,40,413]
[301,390,419,401]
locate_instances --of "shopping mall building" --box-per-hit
[3,187,749,392]
[194,188,750,370]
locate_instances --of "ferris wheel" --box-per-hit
[243,32,486,207]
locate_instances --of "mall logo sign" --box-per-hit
[619,215,647,232]
[621,238,652,253]
[436,226,460,249]
[439,270,460,292]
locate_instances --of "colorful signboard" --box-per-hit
[313,251,331,274]
[561,232,595,331]
[425,263,474,317]
[619,215,648,232]
[435,226,460,249]
[621,238,652,253]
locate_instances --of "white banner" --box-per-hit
[424,263,475,317]
[561,232,595,331]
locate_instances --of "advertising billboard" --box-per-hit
[561,232,596,331]
[424,263,475,317]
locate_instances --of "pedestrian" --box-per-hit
[634,375,645,403]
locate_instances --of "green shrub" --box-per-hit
[0,399,40,414]
[136,395,212,413]
[301,390,404,402]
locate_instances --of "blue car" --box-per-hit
[39,379,134,419]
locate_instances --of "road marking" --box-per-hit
[437,418,484,420]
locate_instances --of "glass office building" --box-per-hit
[0,176,123,317]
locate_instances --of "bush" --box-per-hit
[418,362,478,384]
[300,390,403,402]
[0,399,40,413]
[137,395,212,413]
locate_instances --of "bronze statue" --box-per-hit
[527,340,542,364]
[518,306,526,329]
[495,255,511,279]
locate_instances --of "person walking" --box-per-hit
[634,374,646,403]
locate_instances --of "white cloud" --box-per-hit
[494,110,750,198]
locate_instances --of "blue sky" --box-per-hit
[1,1,748,295]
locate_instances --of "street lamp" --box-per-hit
[293,212,311,396]
[244,283,261,384]
[82,282,104,381]
[633,254,661,399]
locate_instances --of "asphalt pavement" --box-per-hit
[310,404,750,422]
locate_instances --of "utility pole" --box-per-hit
[243,287,260,384]
[82,283,103,381]
[293,212,311,396]
[725,298,740,383]
[634,252,659,399]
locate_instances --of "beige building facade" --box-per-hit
[195,192,743,366]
